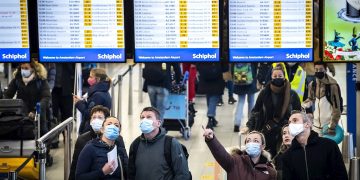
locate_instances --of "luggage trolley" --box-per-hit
[0,100,43,180]
[162,72,193,140]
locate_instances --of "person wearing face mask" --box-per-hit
[4,60,51,136]
[245,65,301,157]
[69,105,128,180]
[282,111,347,180]
[128,107,191,180]
[74,68,112,134]
[302,62,342,136]
[76,116,128,180]
[204,129,276,180]
[272,124,293,180]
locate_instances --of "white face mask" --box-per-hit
[289,123,304,137]
[90,118,104,133]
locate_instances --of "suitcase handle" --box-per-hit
[0,146,13,153]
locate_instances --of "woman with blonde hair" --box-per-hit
[204,128,276,180]
[74,68,112,134]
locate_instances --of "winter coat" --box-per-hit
[233,63,259,95]
[5,64,51,114]
[143,63,181,91]
[303,74,341,130]
[206,136,276,180]
[75,138,128,180]
[196,63,227,95]
[282,131,348,180]
[128,128,191,180]
[69,129,128,180]
[76,81,112,134]
[54,63,75,96]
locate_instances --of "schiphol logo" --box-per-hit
[2,53,27,60]
[98,53,122,60]
[286,53,310,59]
[192,53,217,60]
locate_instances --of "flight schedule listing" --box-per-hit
[0,0,30,62]
[38,0,125,62]
[229,0,313,61]
[134,0,220,62]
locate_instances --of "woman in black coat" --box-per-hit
[246,65,301,157]
[197,63,227,129]
[74,68,112,134]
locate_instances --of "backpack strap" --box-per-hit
[164,135,173,168]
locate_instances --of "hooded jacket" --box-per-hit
[76,81,112,134]
[5,63,51,114]
[69,129,128,180]
[75,138,128,180]
[206,136,276,180]
[128,128,190,180]
[282,131,348,180]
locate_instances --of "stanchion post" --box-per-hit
[64,125,72,179]
[128,66,133,115]
[117,75,122,121]
[139,63,143,103]
[8,171,17,180]
[7,63,12,85]
[38,143,46,180]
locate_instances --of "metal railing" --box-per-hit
[36,117,74,180]
[110,64,139,120]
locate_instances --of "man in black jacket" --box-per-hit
[69,105,128,180]
[282,111,348,180]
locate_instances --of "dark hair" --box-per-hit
[102,116,121,128]
[314,62,327,70]
[90,105,110,118]
[141,107,161,120]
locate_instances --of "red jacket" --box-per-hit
[206,136,276,180]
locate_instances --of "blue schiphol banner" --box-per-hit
[39,49,125,62]
[37,0,125,62]
[228,0,313,62]
[0,1,30,62]
[230,48,313,62]
[134,0,220,62]
[135,48,219,62]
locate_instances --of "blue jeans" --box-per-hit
[147,85,169,120]
[206,95,220,117]
[226,81,234,98]
[234,93,255,126]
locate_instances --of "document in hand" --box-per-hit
[107,145,118,175]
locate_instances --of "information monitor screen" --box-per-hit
[38,0,125,62]
[323,0,360,62]
[134,0,220,62]
[228,0,313,62]
[0,0,30,62]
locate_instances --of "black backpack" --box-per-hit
[130,135,192,179]
[311,80,344,112]
[200,63,222,81]
[142,63,167,83]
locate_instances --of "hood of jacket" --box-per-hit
[14,62,48,80]
[88,81,110,96]
[140,127,166,144]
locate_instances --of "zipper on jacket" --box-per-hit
[303,146,310,180]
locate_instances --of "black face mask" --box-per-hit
[315,72,325,79]
[271,78,285,87]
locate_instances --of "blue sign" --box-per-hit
[39,48,125,62]
[164,94,187,120]
[229,48,313,62]
[135,48,219,62]
[0,48,30,62]
[346,63,357,145]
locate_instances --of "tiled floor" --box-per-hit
[0,63,349,180]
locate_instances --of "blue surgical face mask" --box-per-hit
[21,69,32,78]
[90,118,104,133]
[104,124,119,141]
[139,118,155,134]
[245,142,261,158]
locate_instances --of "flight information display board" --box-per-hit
[229,0,313,62]
[323,0,360,62]
[0,0,30,62]
[134,0,220,62]
[38,0,125,62]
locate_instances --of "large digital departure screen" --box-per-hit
[229,0,313,62]
[134,0,220,62]
[0,0,30,62]
[324,0,360,62]
[38,0,125,62]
